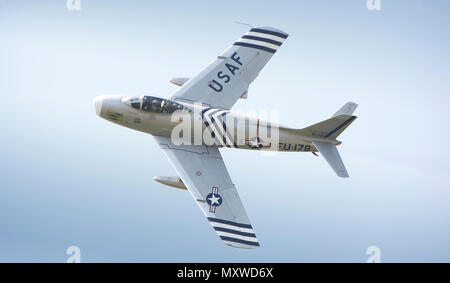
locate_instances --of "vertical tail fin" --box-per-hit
[298,102,358,178]
[333,102,358,117]
[299,102,358,140]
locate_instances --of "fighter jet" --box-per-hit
[93,26,358,249]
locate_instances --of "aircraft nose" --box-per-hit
[93,96,103,116]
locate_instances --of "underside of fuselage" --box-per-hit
[93,94,319,152]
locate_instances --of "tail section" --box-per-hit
[300,102,358,140]
[298,102,358,178]
[301,114,356,140]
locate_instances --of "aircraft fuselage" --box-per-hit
[94,94,319,152]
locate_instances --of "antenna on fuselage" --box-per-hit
[233,21,254,29]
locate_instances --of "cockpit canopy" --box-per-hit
[122,96,191,113]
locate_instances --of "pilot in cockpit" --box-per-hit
[122,96,191,114]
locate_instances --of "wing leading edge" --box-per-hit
[154,136,260,249]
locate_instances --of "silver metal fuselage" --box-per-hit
[94,95,318,152]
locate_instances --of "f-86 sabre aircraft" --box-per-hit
[93,26,358,249]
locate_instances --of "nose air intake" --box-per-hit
[93,96,103,116]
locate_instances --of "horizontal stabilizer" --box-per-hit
[312,141,349,178]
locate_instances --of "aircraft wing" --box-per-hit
[154,136,260,249]
[168,26,288,109]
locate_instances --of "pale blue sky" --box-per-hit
[0,0,449,262]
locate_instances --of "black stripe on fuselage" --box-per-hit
[208,110,229,148]
[203,109,223,145]
[219,112,233,148]
[201,108,213,119]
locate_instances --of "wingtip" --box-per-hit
[336,166,350,178]
[223,241,261,249]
